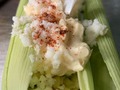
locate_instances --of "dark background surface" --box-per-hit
[0,0,120,87]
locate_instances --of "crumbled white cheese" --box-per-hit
[29,54,35,63]
[34,45,40,55]
[82,20,93,27]
[52,50,62,69]
[83,19,107,46]
[11,16,33,36]
[19,34,32,47]
[11,17,22,36]
[45,47,55,59]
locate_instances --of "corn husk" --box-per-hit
[85,0,120,90]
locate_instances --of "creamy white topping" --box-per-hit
[12,0,90,75]
[83,19,107,46]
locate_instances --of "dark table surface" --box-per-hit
[0,0,120,88]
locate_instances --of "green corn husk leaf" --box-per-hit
[90,46,116,90]
[85,0,120,90]
[77,62,94,90]
[2,0,33,90]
